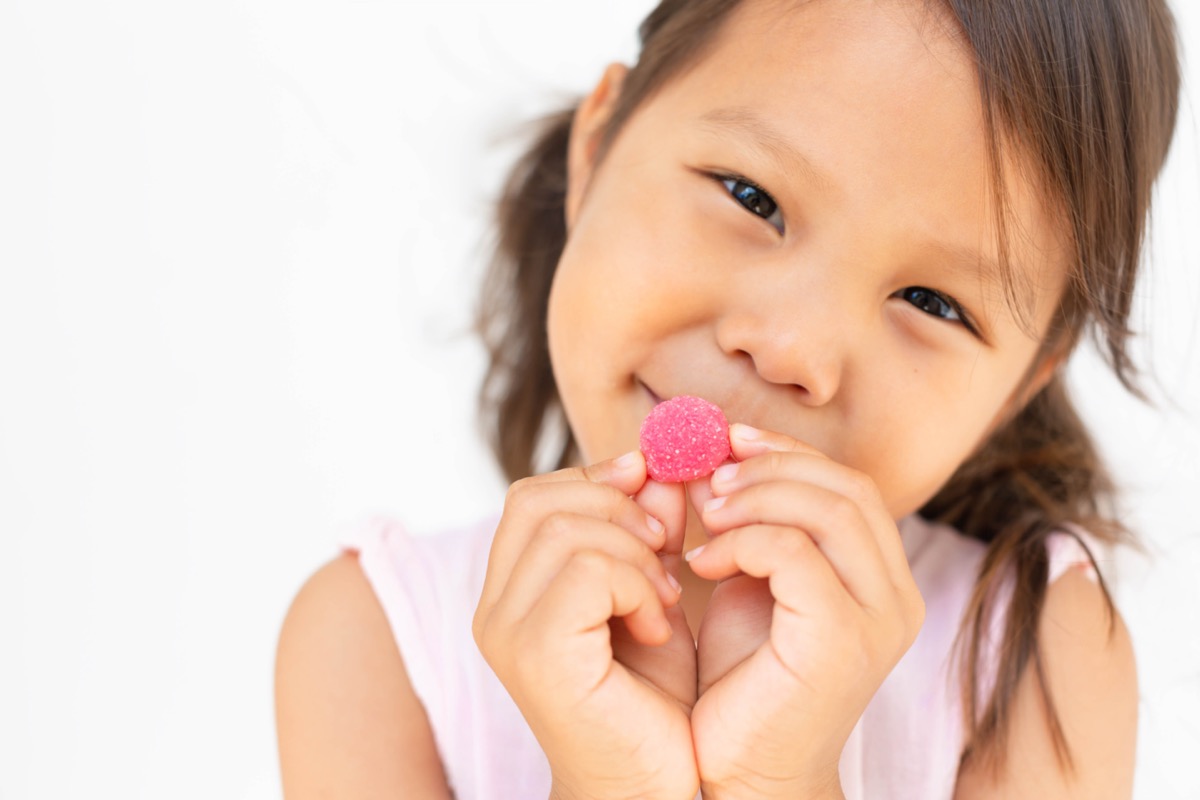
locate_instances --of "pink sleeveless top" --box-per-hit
[339,513,1100,800]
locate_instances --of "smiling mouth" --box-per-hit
[638,379,667,407]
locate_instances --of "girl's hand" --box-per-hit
[472,452,700,800]
[686,425,926,799]
[611,472,699,726]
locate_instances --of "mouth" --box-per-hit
[637,378,667,407]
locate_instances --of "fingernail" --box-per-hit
[666,572,682,594]
[684,544,707,562]
[703,496,727,513]
[615,451,639,470]
[646,514,665,537]
[711,463,738,485]
[731,424,761,442]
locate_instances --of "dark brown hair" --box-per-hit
[475,0,1181,778]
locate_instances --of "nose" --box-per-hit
[714,271,849,406]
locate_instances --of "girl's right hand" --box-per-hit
[472,451,700,800]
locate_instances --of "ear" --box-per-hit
[565,62,630,229]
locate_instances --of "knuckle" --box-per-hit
[844,469,881,508]
[821,491,860,528]
[597,482,634,515]
[503,477,538,514]
[765,450,788,474]
[567,548,613,580]
[776,527,814,559]
[539,511,576,541]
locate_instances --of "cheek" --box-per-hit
[882,438,975,519]
[544,269,612,465]
[544,221,664,458]
[551,197,714,353]
[853,378,1015,519]
[545,264,581,385]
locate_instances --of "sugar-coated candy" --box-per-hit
[638,395,731,482]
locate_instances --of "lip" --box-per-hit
[637,378,666,407]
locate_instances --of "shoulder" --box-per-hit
[954,565,1137,799]
[274,553,452,799]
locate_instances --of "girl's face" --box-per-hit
[547,0,1069,521]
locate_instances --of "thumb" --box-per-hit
[576,449,648,497]
[684,456,736,536]
[633,478,687,556]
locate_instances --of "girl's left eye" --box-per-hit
[896,287,977,333]
[718,175,785,234]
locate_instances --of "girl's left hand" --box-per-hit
[686,424,926,799]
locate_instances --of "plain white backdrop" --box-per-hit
[1,1,1197,798]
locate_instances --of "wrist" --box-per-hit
[702,788,844,800]
[549,777,597,800]
[550,778,680,800]
[548,782,586,800]
[701,771,844,800]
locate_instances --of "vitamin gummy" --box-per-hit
[638,395,731,482]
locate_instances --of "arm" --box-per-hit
[954,567,1138,799]
[274,553,453,799]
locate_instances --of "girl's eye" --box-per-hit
[896,287,978,334]
[720,176,785,234]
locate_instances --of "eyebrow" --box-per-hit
[926,239,1008,295]
[698,106,836,196]
[700,106,1025,313]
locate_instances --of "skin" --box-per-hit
[479,0,1077,795]
[276,1,1138,798]
[553,0,1065,625]
[554,0,1068,536]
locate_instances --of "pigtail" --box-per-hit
[475,108,579,482]
[920,375,1127,776]
[930,0,1180,774]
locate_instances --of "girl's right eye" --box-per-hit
[717,174,785,234]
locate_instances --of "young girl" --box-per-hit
[275,0,1182,797]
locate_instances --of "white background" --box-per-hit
[1,1,1197,798]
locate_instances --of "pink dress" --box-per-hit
[339,513,1100,800]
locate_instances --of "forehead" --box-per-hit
[637,0,1070,331]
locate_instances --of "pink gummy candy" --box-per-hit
[639,395,731,482]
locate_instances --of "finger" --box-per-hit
[490,514,682,631]
[711,451,876,514]
[699,481,893,610]
[522,449,648,496]
[717,427,909,582]
[502,477,667,550]
[685,523,855,622]
[484,452,663,597]
[480,476,668,617]
[633,479,687,556]
[681,456,735,539]
[528,549,673,648]
[632,478,690,602]
[726,423,826,462]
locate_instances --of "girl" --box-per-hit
[275,0,1182,798]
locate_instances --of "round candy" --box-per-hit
[638,395,731,482]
